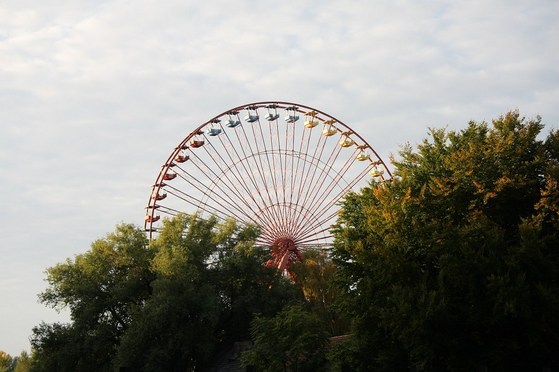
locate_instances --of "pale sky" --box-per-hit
[1,0,557,355]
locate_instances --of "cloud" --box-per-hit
[0,0,557,355]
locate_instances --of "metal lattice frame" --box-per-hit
[144,101,391,270]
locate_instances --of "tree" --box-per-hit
[0,351,13,372]
[13,351,31,372]
[289,249,350,336]
[33,214,299,371]
[213,225,301,345]
[30,323,83,372]
[32,224,154,371]
[115,214,223,371]
[333,111,559,370]
[115,214,298,371]
[241,305,329,372]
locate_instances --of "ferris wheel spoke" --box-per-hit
[262,229,284,245]
[245,117,272,196]
[168,172,260,225]
[294,129,334,216]
[264,107,282,210]
[294,211,339,243]
[262,200,324,241]
[217,123,280,225]
[288,118,306,235]
[164,184,251,224]
[308,157,373,221]
[294,163,373,239]
[173,155,260,222]
[291,134,345,232]
[284,122,296,230]
[174,167,267,227]
[157,207,179,217]
[282,123,296,231]
[254,113,282,226]
[298,148,360,226]
[297,163,374,238]
[291,128,326,224]
[273,119,288,231]
[286,134,306,236]
[286,131,319,237]
[278,121,289,233]
[145,101,391,271]
[197,133,279,228]
[296,230,334,245]
[236,117,285,226]
[198,125,281,227]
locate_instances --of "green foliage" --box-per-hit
[1,350,33,372]
[333,111,559,370]
[213,235,300,344]
[32,224,153,371]
[290,249,350,335]
[0,351,13,372]
[32,214,299,371]
[12,351,31,372]
[115,214,296,371]
[241,305,329,372]
[326,335,360,372]
[32,110,559,370]
[115,214,224,371]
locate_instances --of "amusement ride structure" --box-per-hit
[144,101,391,271]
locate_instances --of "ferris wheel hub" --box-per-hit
[272,237,296,251]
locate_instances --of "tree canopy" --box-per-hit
[30,214,298,371]
[333,111,559,370]
[27,110,559,371]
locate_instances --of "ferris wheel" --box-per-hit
[144,101,391,270]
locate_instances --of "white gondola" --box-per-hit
[225,119,241,128]
[285,115,299,123]
[265,113,280,121]
[206,127,222,136]
[245,114,259,123]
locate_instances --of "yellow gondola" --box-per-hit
[304,120,318,128]
[356,152,370,161]
[323,127,337,136]
[323,120,337,136]
[340,136,354,147]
